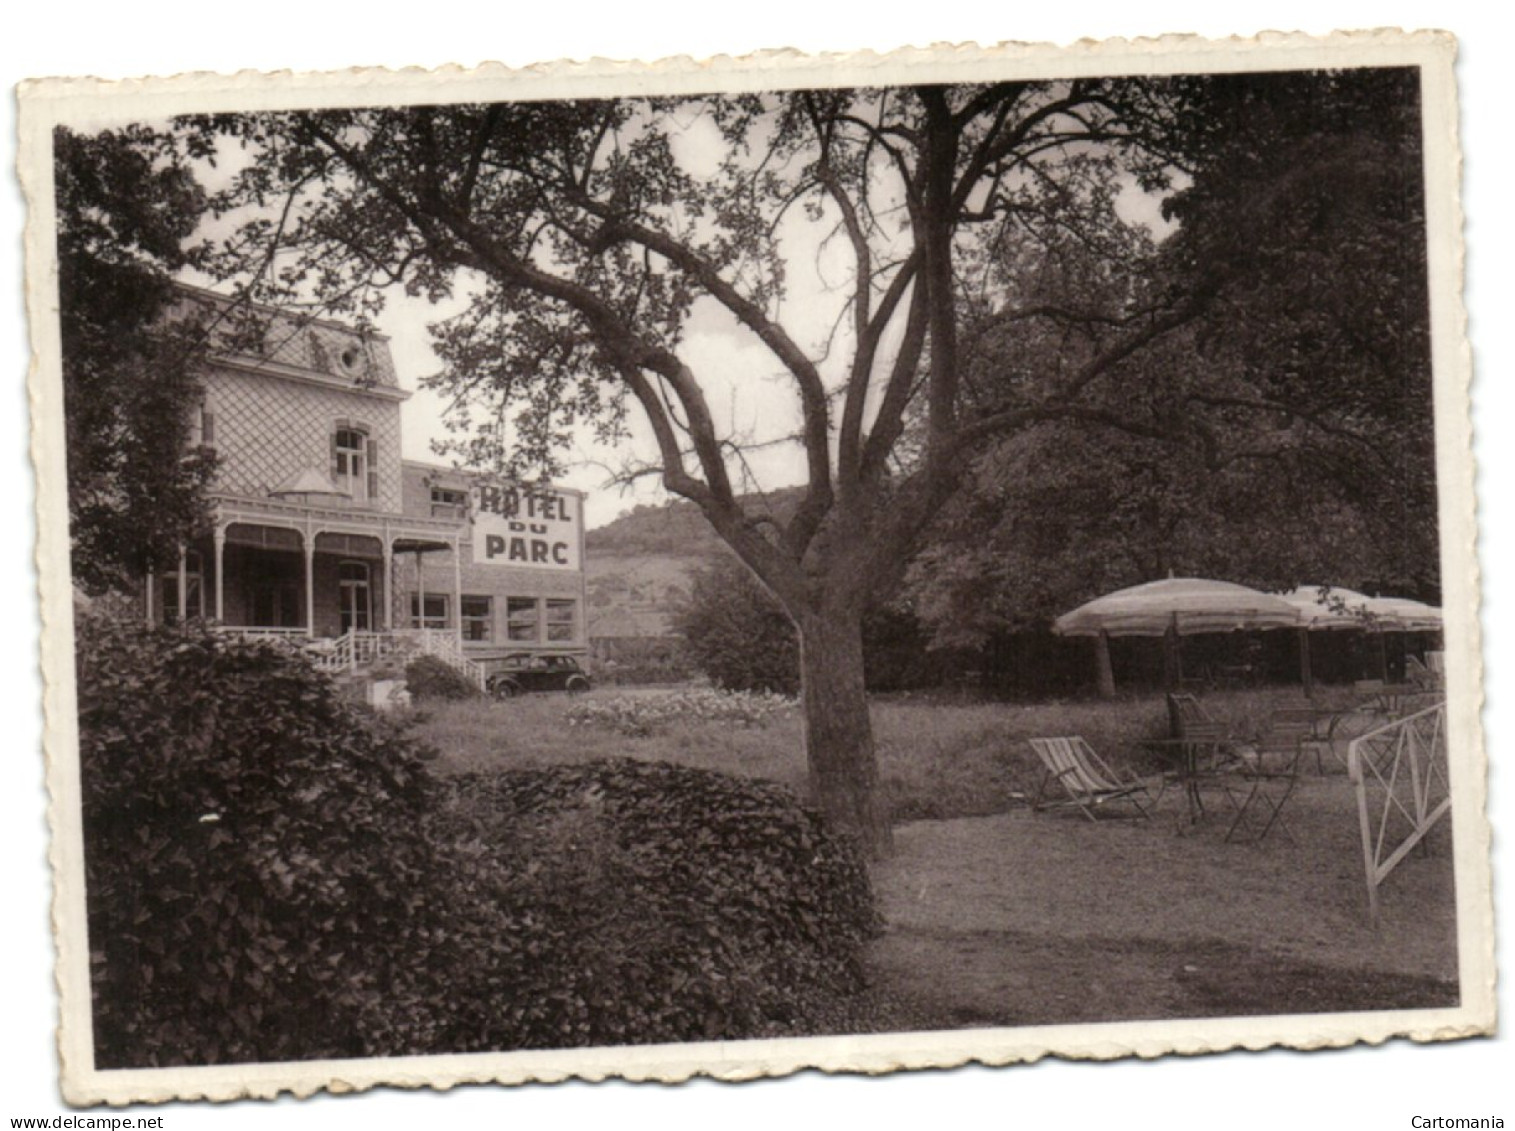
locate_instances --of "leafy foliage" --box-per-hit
[423,760,880,1049]
[908,68,1437,647]
[56,126,217,592]
[78,615,438,1066]
[403,654,480,702]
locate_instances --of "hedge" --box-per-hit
[422,759,881,1050]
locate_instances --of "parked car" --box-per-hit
[486,653,592,697]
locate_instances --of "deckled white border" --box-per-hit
[18,29,1493,1107]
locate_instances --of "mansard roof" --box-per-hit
[171,282,402,392]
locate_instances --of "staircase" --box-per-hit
[310,628,487,690]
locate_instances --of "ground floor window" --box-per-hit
[545,598,578,643]
[339,560,372,633]
[410,593,448,630]
[461,595,492,642]
[506,597,538,642]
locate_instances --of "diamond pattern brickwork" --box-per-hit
[205,366,404,511]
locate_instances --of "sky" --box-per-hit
[5,4,1513,1129]
[165,93,1177,532]
[382,120,1179,531]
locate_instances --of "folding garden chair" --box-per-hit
[1027,737,1153,822]
[1219,710,1309,843]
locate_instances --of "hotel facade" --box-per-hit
[148,288,588,684]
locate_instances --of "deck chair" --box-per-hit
[1167,692,1217,729]
[1218,709,1309,843]
[1027,737,1153,822]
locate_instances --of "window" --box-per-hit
[461,596,492,642]
[545,599,578,643]
[506,597,538,642]
[430,486,469,518]
[410,594,448,630]
[331,424,379,503]
[162,550,204,625]
[188,404,216,449]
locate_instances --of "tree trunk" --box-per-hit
[797,607,893,858]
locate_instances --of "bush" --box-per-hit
[77,616,441,1066]
[404,653,479,701]
[673,559,799,694]
[422,759,881,1049]
[674,558,943,694]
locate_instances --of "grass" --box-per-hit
[415,683,1342,822]
[411,682,1459,1033]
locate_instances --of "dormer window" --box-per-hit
[336,344,365,376]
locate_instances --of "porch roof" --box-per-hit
[211,491,461,552]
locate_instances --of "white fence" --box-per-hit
[1346,701,1450,925]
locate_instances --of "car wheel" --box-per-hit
[565,675,590,694]
[490,678,522,699]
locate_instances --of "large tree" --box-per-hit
[56,126,217,593]
[183,70,1426,853]
[909,68,1435,647]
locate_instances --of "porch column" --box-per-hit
[381,540,394,631]
[304,532,317,636]
[213,526,226,623]
[415,549,425,629]
[451,538,463,646]
[176,545,189,623]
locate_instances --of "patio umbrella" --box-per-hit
[1054,578,1302,695]
[1282,586,1443,687]
[1281,586,1442,632]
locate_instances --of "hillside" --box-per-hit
[583,490,801,637]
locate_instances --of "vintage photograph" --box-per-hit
[19,30,1492,1105]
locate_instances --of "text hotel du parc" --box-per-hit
[472,485,578,569]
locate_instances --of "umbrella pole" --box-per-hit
[1298,626,1315,698]
[1095,631,1115,698]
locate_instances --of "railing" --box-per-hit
[1347,700,1450,925]
[305,627,486,690]
[213,625,310,640]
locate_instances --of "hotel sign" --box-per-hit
[471,485,581,571]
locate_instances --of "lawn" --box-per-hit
[414,685,1459,1032]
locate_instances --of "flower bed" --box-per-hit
[566,688,796,736]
